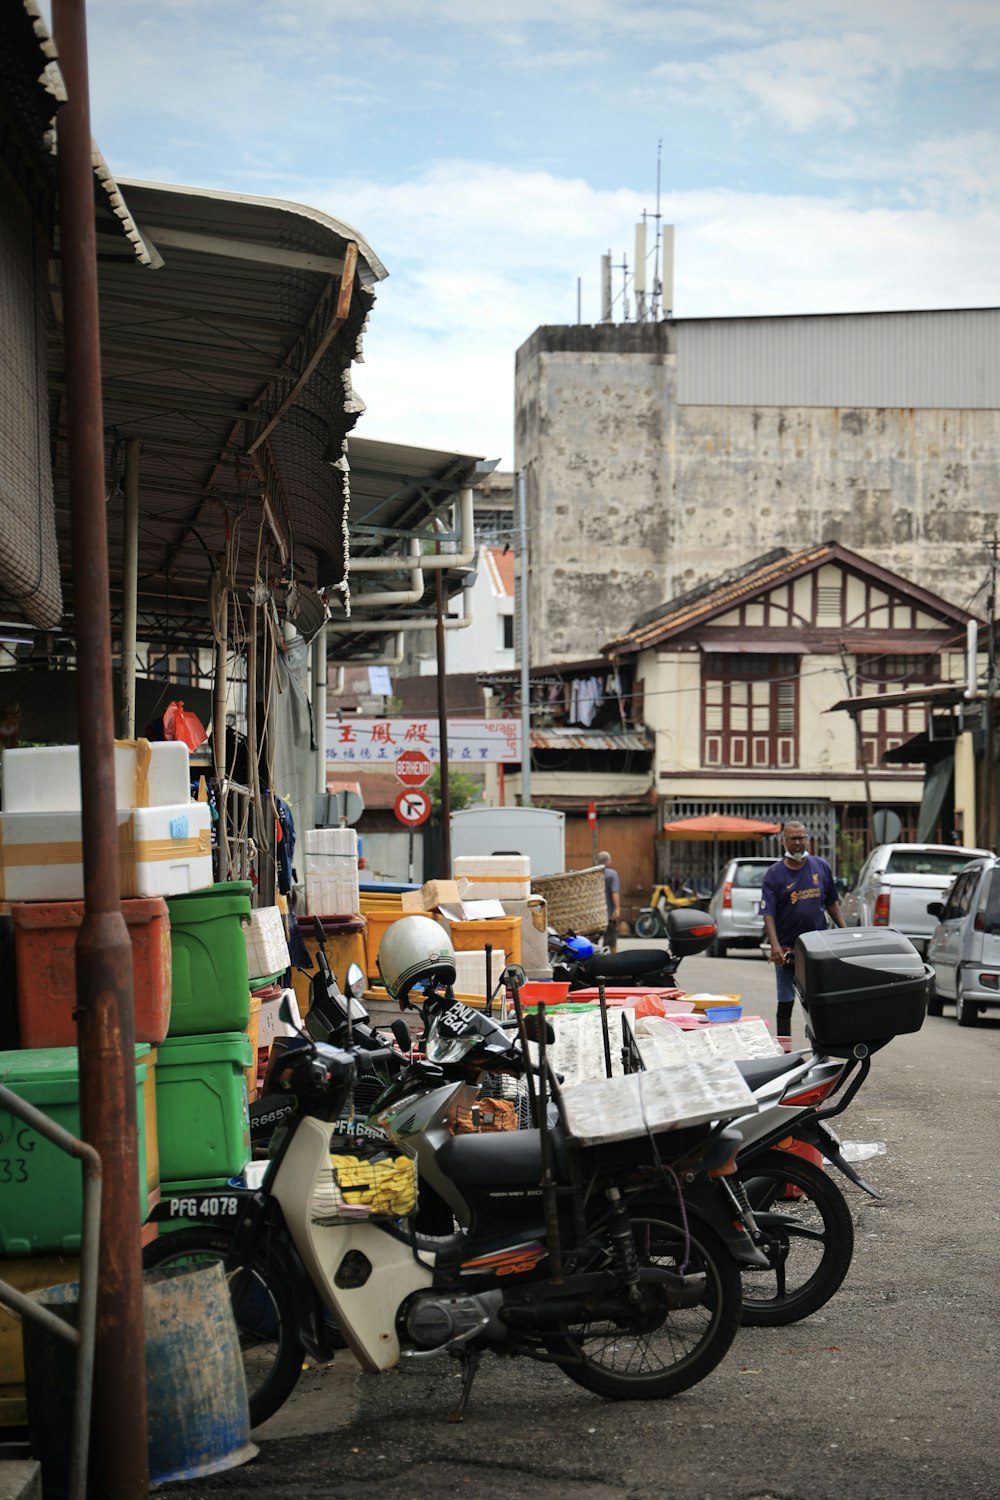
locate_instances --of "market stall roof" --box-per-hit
[45,177,389,648]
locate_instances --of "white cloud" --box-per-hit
[292,162,1000,465]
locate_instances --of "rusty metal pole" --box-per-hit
[435,558,452,874]
[52,3,149,1496]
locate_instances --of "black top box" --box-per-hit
[795,927,928,1055]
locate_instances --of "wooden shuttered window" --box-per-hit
[702,654,799,770]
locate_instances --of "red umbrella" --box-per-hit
[661,813,782,881]
[661,814,781,838]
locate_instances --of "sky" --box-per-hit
[67,1,1000,467]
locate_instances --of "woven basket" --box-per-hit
[532,865,608,938]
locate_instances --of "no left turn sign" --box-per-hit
[394,788,432,827]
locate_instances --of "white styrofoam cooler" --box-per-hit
[453,855,531,902]
[1,741,191,813]
[0,802,213,902]
[244,906,291,981]
[303,827,360,915]
[454,948,507,1001]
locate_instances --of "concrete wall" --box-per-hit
[515,321,1000,665]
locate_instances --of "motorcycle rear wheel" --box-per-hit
[738,1150,854,1326]
[142,1226,304,1426]
[633,911,663,940]
[545,1211,741,1400]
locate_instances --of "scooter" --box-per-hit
[144,923,760,1427]
[549,909,714,991]
[635,881,708,939]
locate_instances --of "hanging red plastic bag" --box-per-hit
[163,700,208,752]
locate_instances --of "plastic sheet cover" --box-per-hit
[559,1060,758,1146]
[632,1015,783,1065]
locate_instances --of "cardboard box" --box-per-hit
[400,878,466,912]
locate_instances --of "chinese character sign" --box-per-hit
[325,718,522,764]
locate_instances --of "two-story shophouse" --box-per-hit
[602,541,984,885]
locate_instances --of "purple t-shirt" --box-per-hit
[760,854,838,950]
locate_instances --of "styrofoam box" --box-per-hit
[0,802,213,902]
[244,906,290,980]
[258,994,299,1046]
[304,827,358,858]
[304,866,360,917]
[1,741,190,813]
[454,948,507,999]
[453,855,530,902]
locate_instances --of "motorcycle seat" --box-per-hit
[734,1055,804,1089]
[436,1125,570,1187]
[582,948,673,981]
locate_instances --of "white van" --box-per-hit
[926,856,1000,1026]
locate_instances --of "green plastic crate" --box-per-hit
[165,882,252,1036]
[154,1031,252,1182]
[0,1046,150,1256]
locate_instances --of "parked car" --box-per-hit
[841,842,992,955]
[706,856,774,957]
[926,856,1000,1026]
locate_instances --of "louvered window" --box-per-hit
[701,654,799,770]
[854,653,939,768]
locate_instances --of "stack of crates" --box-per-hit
[359,885,413,985]
[157,883,255,1196]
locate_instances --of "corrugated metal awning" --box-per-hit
[530,727,652,751]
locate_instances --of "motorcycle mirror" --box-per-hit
[502,963,527,989]
[279,990,304,1032]
[312,915,326,946]
[345,961,366,999]
[390,1018,412,1052]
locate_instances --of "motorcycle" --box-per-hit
[634,881,708,940]
[143,914,759,1426]
[548,913,711,991]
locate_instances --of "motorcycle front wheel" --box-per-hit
[738,1150,855,1326]
[545,1211,742,1400]
[142,1226,304,1426]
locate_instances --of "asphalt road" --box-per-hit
[164,947,1000,1500]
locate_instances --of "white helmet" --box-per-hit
[377,915,456,1000]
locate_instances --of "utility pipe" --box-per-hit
[326,590,474,634]
[52,2,148,1494]
[348,488,476,571]
[435,558,452,872]
[119,437,140,738]
[348,539,424,607]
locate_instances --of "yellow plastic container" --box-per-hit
[449,915,522,967]
[245,996,261,1101]
[291,916,369,1009]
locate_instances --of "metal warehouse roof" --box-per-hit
[48,177,388,646]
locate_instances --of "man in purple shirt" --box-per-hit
[760,821,845,1050]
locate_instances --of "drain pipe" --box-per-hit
[327,588,474,635]
[349,487,475,572]
[348,539,424,607]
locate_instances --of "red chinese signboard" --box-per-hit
[395,749,433,788]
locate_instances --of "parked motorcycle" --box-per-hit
[549,907,715,990]
[143,914,757,1426]
[634,881,708,939]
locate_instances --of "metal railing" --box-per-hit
[0,1085,101,1500]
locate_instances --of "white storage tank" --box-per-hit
[449,807,565,876]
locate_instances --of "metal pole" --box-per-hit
[312,623,327,796]
[517,469,532,805]
[435,559,452,873]
[52,3,149,1495]
[213,572,230,879]
[120,437,139,739]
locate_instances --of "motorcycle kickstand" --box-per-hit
[449,1348,482,1423]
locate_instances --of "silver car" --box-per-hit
[706,857,774,957]
[926,856,1000,1027]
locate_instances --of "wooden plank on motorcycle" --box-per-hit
[559,1060,758,1145]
